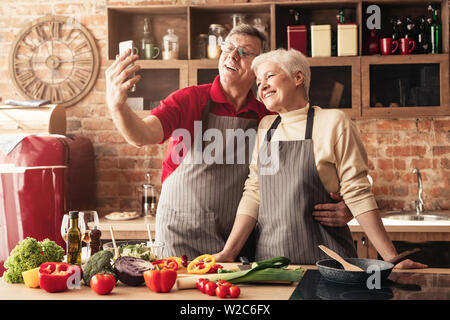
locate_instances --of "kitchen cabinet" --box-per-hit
[352,228,450,267]
[107,0,449,119]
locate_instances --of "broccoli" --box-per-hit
[3,237,64,283]
[82,250,116,286]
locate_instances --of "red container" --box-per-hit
[0,135,96,276]
[287,25,307,55]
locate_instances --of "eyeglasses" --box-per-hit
[220,42,258,59]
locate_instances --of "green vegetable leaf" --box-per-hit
[3,237,64,284]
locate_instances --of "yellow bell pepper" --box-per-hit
[187,254,215,274]
[22,267,40,288]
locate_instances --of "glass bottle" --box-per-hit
[289,9,301,26]
[141,18,156,60]
[337,9,345,23]
[428,4,442,54]
[416,16,430,54]
[404,16,416,39]
[162,29,179,60]
[390,17,401,40]
[66,211,82,265]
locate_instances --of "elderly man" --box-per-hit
[105,25,352,260]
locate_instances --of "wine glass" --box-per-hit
[79,210,99,259]
[60,213,86,263]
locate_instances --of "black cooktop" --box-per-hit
[290,270,450,300]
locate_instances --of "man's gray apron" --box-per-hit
[155,96,258,259]
[256,106,357,264]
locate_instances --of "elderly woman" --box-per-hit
[215,49,426,268]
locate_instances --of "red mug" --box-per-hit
[380,38,398,55]
[399,38,415,55]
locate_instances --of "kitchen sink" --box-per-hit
[382,211,450,221]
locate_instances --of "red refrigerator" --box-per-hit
[0,135,96,276]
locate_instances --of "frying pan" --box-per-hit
[316,248,420,285]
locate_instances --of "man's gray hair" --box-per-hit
[225,24,267,53]
[251,48,311,100]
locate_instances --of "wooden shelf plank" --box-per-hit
[361,53,449,65]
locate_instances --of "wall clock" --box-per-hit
[9,15,100,107]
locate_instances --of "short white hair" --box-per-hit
[251,48,311,100]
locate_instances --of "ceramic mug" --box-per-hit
[399,38,416,55]
[144,43,160,60]
[380,38,398,55]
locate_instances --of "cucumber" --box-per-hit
[251,256,290,270]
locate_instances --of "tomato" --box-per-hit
[90,273,116,295]
[196,278,206,291]
[204,281,217,296]
[215,284,229,298]
[216,280,232,287]
[198,279,209,293]
[229,285,241,298]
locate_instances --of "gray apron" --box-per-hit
[155,96,258,259]
[256,106,357,264]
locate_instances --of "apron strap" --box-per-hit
[264,115,281,142]
[264,106,314,142]
[202,98,212,132]
[305,106,315,140]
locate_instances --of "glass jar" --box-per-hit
[162,28,179,60]
[207,24,227,60]
[196,33,208,59]
[252,18,269,51]
[231,14,246,29]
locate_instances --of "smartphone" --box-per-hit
[119,40,137,92]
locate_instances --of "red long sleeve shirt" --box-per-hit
[150,75,272,183]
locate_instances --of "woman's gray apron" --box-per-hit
[155,96,258,259]
[256,106,357,264]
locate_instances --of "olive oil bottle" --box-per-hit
[66,211,82,265]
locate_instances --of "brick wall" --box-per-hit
[0,0,449,217]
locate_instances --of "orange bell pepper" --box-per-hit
[143,268,177,293]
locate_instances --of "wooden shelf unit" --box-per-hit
[107,0,449,118]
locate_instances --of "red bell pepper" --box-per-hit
[152,259,179,271]
[38,262,78,293]
[143,268,177,293]
[207,264,224,273]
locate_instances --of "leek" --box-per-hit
[176,256,303,289]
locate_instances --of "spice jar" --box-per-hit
[196,34,208,59]
[162,28,179,60]
[208,24,227,60]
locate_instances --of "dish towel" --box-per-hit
[0,133,34,155]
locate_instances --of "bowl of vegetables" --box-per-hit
[103,240,164,261]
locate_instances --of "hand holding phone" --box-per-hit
[119,40,139,92]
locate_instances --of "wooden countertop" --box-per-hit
[1,265,449,300]
[98,216,450,241]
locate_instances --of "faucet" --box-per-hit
[412,168,424,214]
